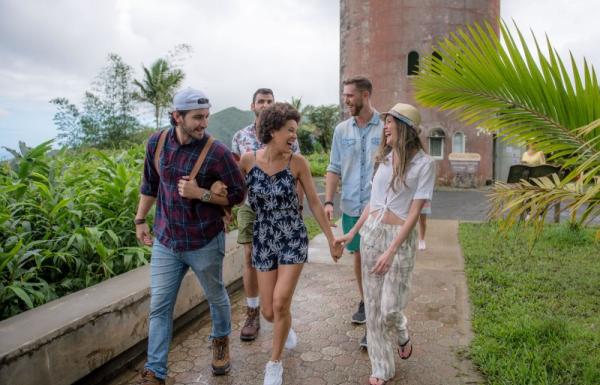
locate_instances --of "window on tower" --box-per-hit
[408,51,419,76]
[452,132,465,153]
[428,128,446,159]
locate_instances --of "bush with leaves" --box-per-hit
[0,141,149,320]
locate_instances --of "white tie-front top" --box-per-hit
[369,150,436,222]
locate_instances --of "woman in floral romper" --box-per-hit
[239,102,341,385]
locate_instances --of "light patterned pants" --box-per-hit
[359,216,417,381]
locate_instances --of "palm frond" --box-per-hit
[488,176,599,229]
[414,20,600,176]
[414,19,600,229]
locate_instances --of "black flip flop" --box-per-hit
[398,338,413,360]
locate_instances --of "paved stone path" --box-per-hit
[111,219,483,385]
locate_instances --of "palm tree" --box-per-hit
[413,20,600,234]
[133,58,184,130]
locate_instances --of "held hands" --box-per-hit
[331,232,356,262]
[334,231,394,274]
[334,233,354,249]
[135,223,153,246]
[328,239,344,263]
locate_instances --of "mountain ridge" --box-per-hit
[207,106,254,149]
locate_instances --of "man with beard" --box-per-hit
[325,76,383,349]
[135,88,245,384]
[231,88,301,342]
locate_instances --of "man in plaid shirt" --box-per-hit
[134,88,245,384]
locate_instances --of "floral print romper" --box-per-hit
[246,153,308,272]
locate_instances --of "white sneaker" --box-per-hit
[418,240,426,250]
[284,328,297,349]
[263,360,283,385]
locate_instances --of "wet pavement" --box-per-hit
[310,178,491,222]
[110,219,483,385]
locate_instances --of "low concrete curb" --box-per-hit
[0,231,243,385]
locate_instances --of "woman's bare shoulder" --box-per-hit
[239,151,255,172]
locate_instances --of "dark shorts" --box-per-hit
[252,210,309,272]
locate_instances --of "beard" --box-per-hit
[350,100,364,116]
[180,121,205,140]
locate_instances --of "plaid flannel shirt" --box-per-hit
[141,128,245,251]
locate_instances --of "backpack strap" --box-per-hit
[153,130,168,174]
[189,136,215,180]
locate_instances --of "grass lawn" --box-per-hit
[304,216,322,240]
[459,222,600,385]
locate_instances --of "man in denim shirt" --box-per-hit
[325,76,383,349]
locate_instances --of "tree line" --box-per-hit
[50,45,341,154]
[51,45,189,149]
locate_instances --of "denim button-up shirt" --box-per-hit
[327,112,383,216]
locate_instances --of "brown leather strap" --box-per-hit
[153,130,168,174]
[189,136,214,180]
[153,131,214,181]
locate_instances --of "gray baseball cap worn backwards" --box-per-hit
[172,88,211,111]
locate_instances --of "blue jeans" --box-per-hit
[144,232,230,379]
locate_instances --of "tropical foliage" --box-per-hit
[413,20,600,234]
[306,153,329,176]
[289,96,341,154]
[51,53,142,148]
[0,141,149,320]
[304,104,340,152]
[133,58,184,130]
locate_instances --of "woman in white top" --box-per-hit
[336,103,436,385]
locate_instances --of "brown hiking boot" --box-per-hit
[240,306,261,341]
[138,368,165,385]
[211,336,231,375]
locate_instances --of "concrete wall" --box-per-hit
[340,0,500,186]
[0,231,243,385]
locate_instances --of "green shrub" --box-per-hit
[0,141,149,320]
[297,128,314,155]
[307,153,329,177]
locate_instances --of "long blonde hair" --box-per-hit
[373,116,424,192]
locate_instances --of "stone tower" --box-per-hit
[340,0,501,186]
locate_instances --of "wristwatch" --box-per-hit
[324,201,334,207]
[200,189,212,202]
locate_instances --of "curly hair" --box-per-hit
[258,102,301,144]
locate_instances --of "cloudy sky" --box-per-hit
[1,0,599,156]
